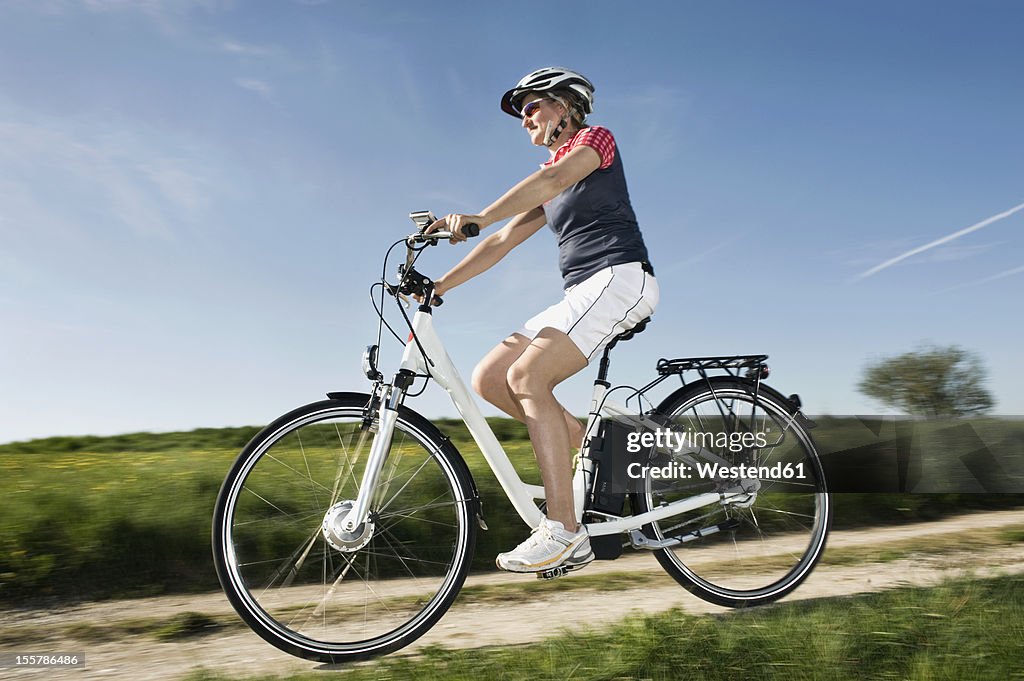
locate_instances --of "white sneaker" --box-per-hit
[496,517,594,573]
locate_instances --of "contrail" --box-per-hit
[853,200,1024,281]
[932,263,1024,296]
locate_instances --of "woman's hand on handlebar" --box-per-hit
[426,213,487,243]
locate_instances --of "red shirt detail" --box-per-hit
[543,125,616,170]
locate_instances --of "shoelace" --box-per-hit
[535,523,556,543]
[516,522,557,553]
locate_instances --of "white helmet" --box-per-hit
[500,66,595,118]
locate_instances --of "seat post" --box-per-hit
[594,315,650,386]
[596,344,614,386]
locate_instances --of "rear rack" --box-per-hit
[656,355,769,377]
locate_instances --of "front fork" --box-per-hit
[339,373,412,533]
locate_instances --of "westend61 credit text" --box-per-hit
[623,427,808,482]
[626,460,808,481]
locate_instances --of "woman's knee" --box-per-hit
[472,356,508,402]
[473,335,531,403]
[506,358,549,398]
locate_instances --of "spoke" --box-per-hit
[242,487,303,521]
[328,422,369,508]
[264,454,335,496]
[377,527,427,583]
[303,551,395,623]
[254,528,323,596]
[377,496,458,522]
[281,530,322,589]
[239,550,327,569]
[297,555,356,626]
[349,548,455,568]
[378,513,458,533]
[233,510,324,528]
[296,431,324,512]
[752,506,818,520]
[375,453,436,516]
[364,546,372,626]
[756,478,821,492]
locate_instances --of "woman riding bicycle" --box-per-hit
[426,66,659,575]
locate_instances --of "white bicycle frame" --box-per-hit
[340,304,733,539]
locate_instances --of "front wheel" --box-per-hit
[212,394,478,663]
[633,378,831,607]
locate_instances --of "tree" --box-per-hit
[858,345,995,417]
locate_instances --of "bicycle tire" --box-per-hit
[632,377,830,607]
[212,393,478,663]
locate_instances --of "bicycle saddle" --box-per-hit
[607,316,651,350]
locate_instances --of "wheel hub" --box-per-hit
[321,500,374,552]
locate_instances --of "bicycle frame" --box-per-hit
[340,304,731,539]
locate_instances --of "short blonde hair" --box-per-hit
[550,89,588,129]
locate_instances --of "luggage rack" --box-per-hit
[656,355,769,379]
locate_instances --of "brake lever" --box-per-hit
[383,281,414,309]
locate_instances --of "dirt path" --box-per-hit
[2,509,1023,681]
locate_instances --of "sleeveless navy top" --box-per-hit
[541,127,651,288]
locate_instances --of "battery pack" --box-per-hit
[586,419,638,515]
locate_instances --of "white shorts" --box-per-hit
[516,262,659,360]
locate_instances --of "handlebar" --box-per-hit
[405,223,480,245]
[389,223,481,307]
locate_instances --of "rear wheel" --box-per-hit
[212,394,477,662]
[633,378,830,607]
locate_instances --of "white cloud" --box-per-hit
[138,158,208,218]
[234,77,274,99]
[219,39,278,57]
[81,0,229,14]
[51,0,235,35]
[0,117,212,241]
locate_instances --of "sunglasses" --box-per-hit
[520,98,554,119]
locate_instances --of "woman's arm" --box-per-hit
[429,144,601,240]
[479,145,600,227]
[433,206,547,296]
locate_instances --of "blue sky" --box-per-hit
[1,0,1022,444]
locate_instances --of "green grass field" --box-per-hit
[1,417,1021,604]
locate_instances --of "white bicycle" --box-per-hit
[212,212,831,663]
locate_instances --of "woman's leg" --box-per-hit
[472,334,587,449]
[503,328,589,530]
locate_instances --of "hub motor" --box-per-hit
[321,500,374,552]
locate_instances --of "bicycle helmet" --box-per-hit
[500,66,595,119]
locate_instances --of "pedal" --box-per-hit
[535,559,592,579]
[537,566,569,580]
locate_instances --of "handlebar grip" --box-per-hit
[463,223,480,237]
